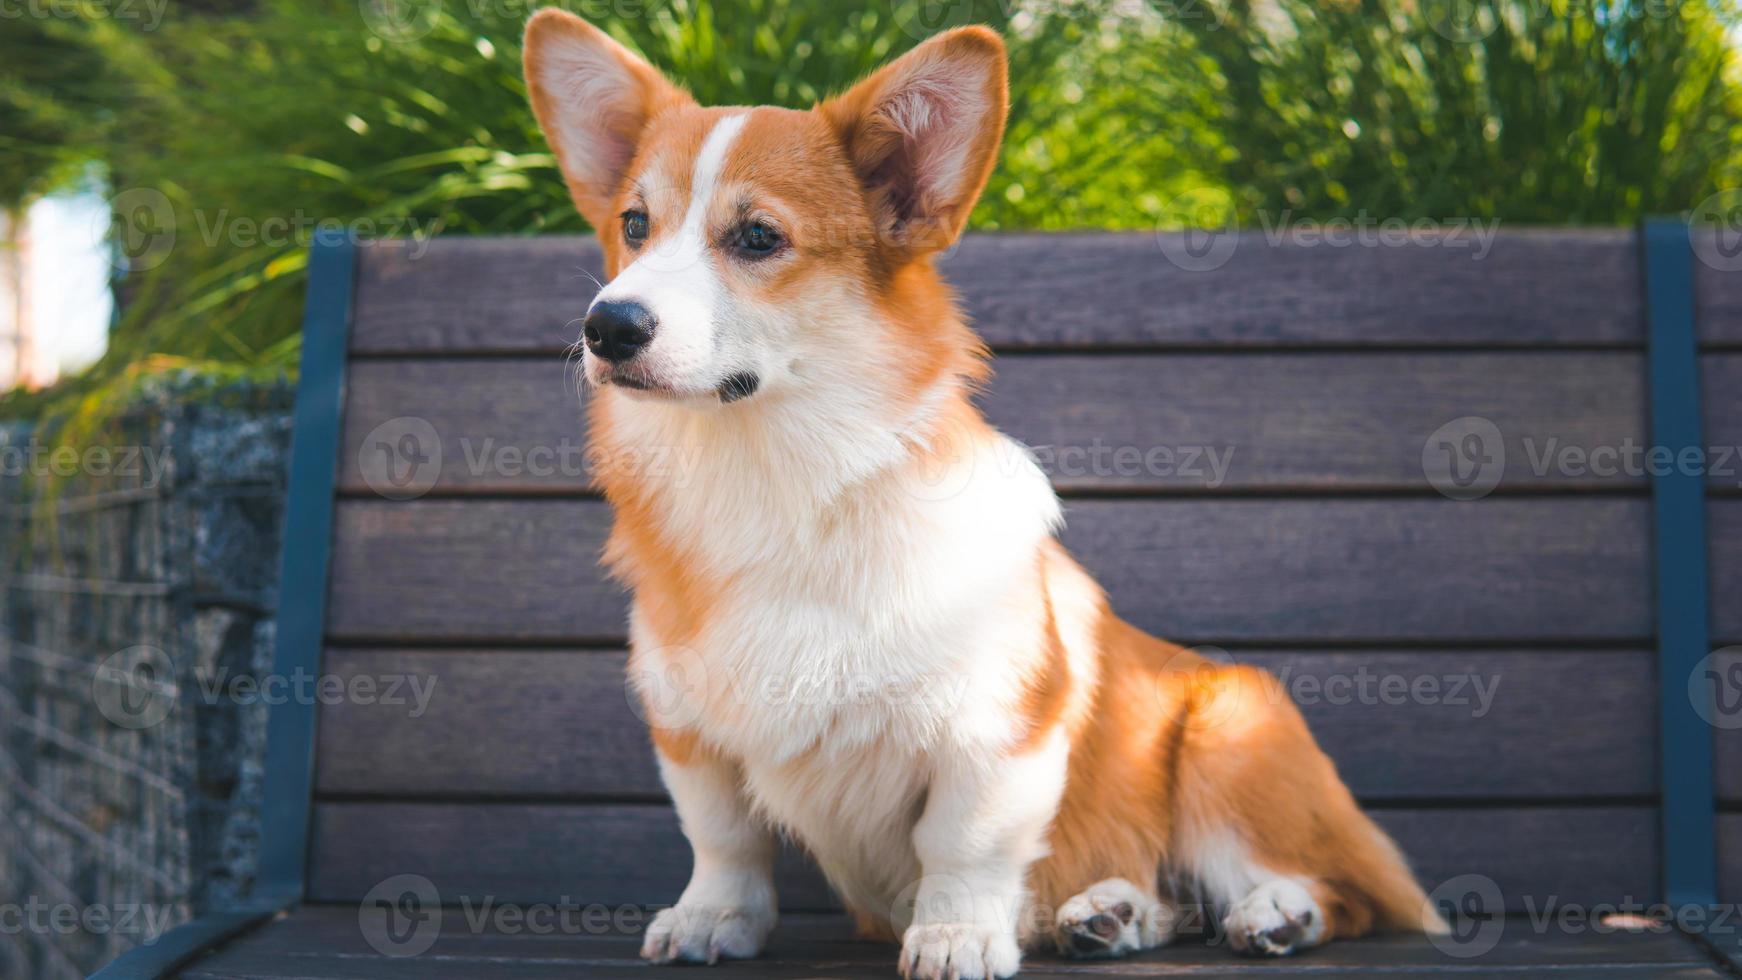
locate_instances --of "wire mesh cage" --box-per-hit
[0,387,291,978]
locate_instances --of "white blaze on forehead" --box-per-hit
[592,113,750,390]
[686,112,749,235]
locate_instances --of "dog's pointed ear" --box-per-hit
[523,9,692,230]
[820,27,1008,256]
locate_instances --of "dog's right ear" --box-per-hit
[523,9,691,230]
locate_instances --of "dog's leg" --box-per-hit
[899,734,1068,980]
[1166,663,1448,958]
[640,742,778,965]
[1052,877,1177,958]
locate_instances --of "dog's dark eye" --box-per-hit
[734,221,783,257]
[622,210,649,245]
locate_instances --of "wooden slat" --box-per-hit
[1709,812,1742,972]
[326,500,623,643]
[182,907,1718,980]
[337,353,1655,495]
[307,803,836,909]
[1710,355,1742,475]
[1694,230,1742,346]
[1715,504,1742,644]
[348,232,1647,355]
[313,649,1655,801]
[1725,813,1742,904]
[315,649,663,798]
[305,802,1656,915]
[326,498,1659,644]
[1716,648,1742,804]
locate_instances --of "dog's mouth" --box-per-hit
[716,372,760,404]
[606,372,654,391]
[599,367,760,404]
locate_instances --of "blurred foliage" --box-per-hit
[0,14,111,209]
[1178,0,1742,222]
[1,0,1740,423]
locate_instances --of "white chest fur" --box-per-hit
[617,392,1063,911]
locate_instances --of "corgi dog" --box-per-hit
[522,10,1449,978]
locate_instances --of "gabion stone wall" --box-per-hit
[0,379,294,978]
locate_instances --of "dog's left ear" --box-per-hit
[820,27,1008,255]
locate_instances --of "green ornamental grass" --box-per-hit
[0,0,1738,424]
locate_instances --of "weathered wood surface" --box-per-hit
[175,906,1724,980]
[304,802,1657,915]
[1715,504,1742,642]
[1716,649,1742,804]
[1725,813,1742,904]
[1694,228,1742,346]
[348,232,1671,354]
[326,497,1671,643]
[313,648,1657,801]
[336,353,1732,495]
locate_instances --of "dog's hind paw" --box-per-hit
[1054,877,1175,958]
[1221,878,1326,957]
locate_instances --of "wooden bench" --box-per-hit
[95,225,1742,977]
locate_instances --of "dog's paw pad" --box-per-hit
[1221,879,1325,957]
[1054,878,1172,959]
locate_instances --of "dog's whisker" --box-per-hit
[573,267,604,291]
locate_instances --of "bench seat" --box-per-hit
[175,908,1732,979]
[91,227,1742,978]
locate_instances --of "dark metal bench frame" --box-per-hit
[90,221,1725,977]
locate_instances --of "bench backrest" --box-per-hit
[273,228,1741,915]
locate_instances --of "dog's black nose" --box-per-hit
[583,301,655,362]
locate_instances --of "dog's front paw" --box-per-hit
[899,923,1020,980]
[640,904,774,964]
